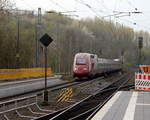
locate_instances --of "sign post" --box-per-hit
[40,33,53,104]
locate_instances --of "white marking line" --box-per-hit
[91,91,122,120]
[123,92,138,120]
[137,103,150,106]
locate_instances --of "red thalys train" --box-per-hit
[73,53,122,78]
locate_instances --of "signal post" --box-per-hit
[40,33,53,104]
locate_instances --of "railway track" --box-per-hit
[35,72,133,120]
[0,72,128,120]
[0,75,105,120]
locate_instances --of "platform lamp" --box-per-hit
[40,33,53,104]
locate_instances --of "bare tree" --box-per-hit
[0,0,14,14]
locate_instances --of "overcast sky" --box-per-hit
[12,0,150,32]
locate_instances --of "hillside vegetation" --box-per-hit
[0,1,150,73]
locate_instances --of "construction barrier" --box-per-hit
[139,65,150,74]
[0,68,53,80]
[135,73,150,90]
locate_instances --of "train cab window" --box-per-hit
[90,55,94,59]
[76,58,87,65]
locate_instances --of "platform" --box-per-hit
[91,91,150,120]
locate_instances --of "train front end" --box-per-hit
[73,53,90,78]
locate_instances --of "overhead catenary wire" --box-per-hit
[49,0,68,11]
[11,0,150,32]
[114,0,118,11]
[126,0,137,10]
[17,0,39,14]
[125,0,150,21]
[113,0,123,12]
[117,17,150,31]
[44,0,78,18]
[75,0,107,14]
[95,0,112,12]
[15,0,77,17]
[75,0,149,32]
[123,0,150,31]
[20,0,37,11]
[75,0,102,18]
[92,0,113,14]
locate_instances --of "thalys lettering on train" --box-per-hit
[73,53,122,79]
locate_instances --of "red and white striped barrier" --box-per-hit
[135,73,150,90]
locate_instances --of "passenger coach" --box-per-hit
[73,53,122,79]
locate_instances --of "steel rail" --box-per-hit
[28,107,47,115]
[0,77,101,113]
[0,76,104,120]
[0,102,54,120]
[36,73,130,120]
[33,76,105,120]
[0,80,77,101]
[0,102,36,114]
[16,109,38,119]
[86,73,132,120]
[48,76,104,93]
[0,103,37,120]
[0,95,36,106]
[3,114,9,120]
[34,107,67,120]
[0,95,53,120]
[0,73,122,120]
[69,76,133,120]
[69,105,100,120]
[35,104,56,113]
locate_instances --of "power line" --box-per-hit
[49,0,68,11]
[75,0,102,18]
[126,0,136,9]
[93,0,112,14]
[114,0,118,11]
[117,17,150,31]
[95,0,112,11]
[125,0,150,27]
[19,0,37,13]
[113,0,122,11]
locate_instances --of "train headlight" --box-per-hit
[74,67,78,71]
[83,68,88,71]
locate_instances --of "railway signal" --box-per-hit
[138,37,143,68]
[40,33,53,104]
[138,36,143,49]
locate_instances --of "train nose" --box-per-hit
[73,66,89,77]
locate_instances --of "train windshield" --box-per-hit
[76,58,87,65]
